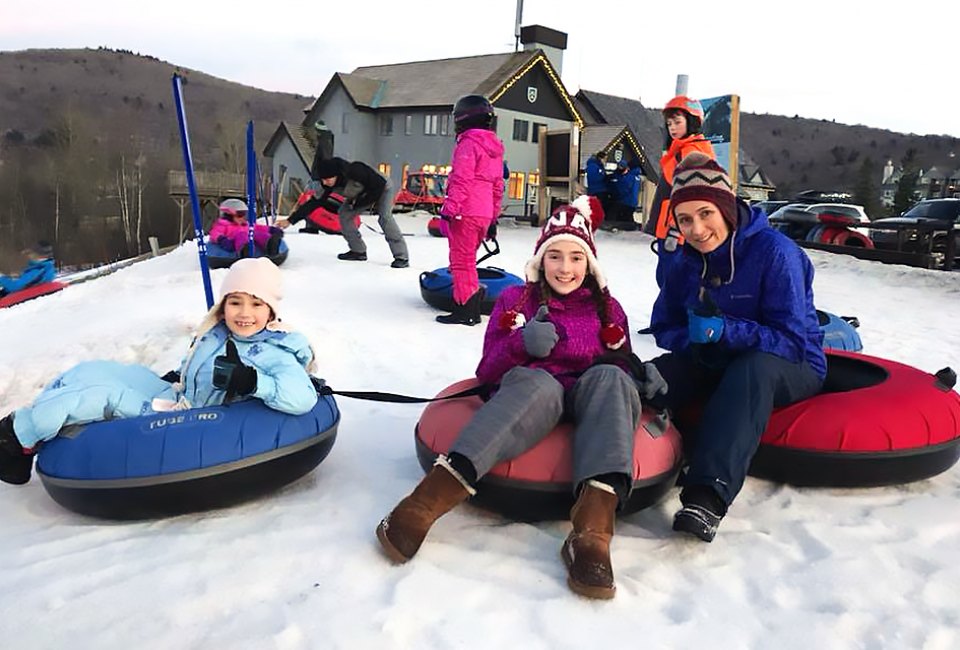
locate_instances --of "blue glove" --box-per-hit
[687,291,724,344]
[522,305,558,358]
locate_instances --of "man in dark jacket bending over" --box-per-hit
[278,157,410,268]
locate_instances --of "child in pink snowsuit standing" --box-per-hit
[435,94,505,326]
[208,199,283,256]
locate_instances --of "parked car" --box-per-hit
[870,199,960,265]
[752,200,789,216]
[766,203,872,246]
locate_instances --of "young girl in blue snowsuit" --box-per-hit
[0,258,318,485]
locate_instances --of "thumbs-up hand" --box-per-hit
[212,340,258,399]
[522,304,558,358]
[687,290,725,344]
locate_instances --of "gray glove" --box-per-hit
[522,305,558,358]
[636,362,668,400]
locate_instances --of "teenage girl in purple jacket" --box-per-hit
[435,95,505,326]
[377,196,668,600]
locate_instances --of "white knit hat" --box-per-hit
[196,258,284,336]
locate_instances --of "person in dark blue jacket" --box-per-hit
[585,151,613,217]
[0,242,56,297]
[645,153,826,542]
[610,159,641,230]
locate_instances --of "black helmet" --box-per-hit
[453,94,494,133]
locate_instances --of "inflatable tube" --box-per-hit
[36,394,339,519]
[830,229,875,248]
[0,281,67,309]
[817,309,863,351]
[415,378,683,520]
[206,239,289,269]
[750,351,960,487]
[806,225,826,242]
[817,226,845,244]
[419,267,525,316]
[427,217,447,238]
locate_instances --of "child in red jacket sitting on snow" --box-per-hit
[208,199,283,256]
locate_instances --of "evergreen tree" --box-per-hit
[893,148,920,215]
[853,157,881,219]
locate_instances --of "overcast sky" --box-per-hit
[3,0,958,137]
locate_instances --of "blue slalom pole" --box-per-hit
[246,121,257,257]
[172,74,215,309]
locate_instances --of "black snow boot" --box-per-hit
[435,287,485,326]
[0,415,33,485]
[337,250,367,261]
[672,485,727,542]
[266,231,283,256]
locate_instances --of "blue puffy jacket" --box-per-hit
[585,157,609,196]
[0,259,56,294]
[650,200,826,380]
[13,322,317,448]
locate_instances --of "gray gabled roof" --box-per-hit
[576,90,665,174]
[262,121,315,171]
[348,51,537,109]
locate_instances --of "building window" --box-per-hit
[404,115,413,135]
[508,172,526,200]
[439,114,451,136]
[401,163,410,189]
[341,113,349,134]
[378,163,392,178]
[424,114,438,135]
[512,119,529,142]
[532,123,546,143]
[379,115,393,136]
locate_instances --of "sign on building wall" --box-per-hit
[699,95,740,189]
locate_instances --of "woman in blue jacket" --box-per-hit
[0,258,318,485]
[647,153,826,542]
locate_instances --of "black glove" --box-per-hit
[212,340,258,399]
[486,219,498,242]
[160,370,181,383]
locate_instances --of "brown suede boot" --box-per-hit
[561,480,619,599]
[376,457,475,563]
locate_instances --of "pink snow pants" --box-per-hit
[447,216,490,305]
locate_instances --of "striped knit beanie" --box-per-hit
[671,152,737,227]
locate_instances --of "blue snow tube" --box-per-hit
[817,310,863,352]
[206,239,289,269]
[419,266,525,315]
[36,393,339,519]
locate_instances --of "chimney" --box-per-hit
[520,25,567,74]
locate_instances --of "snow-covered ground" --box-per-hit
[1,212,959,649]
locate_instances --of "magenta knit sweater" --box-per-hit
[476,284,631,390]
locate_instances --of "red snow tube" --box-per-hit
[829,229,874,248]
[415,378,683,520]
[0,281,67,308]
[750,350,960,486]
[427,217,448,238]
[296,191,359,234]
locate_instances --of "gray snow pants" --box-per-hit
[338,178,409,261]
[449,364,642,503]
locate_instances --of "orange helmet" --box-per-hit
[662,95,704,120]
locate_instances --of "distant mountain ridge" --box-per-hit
[2,48,958,203]
[0,48,311,165]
